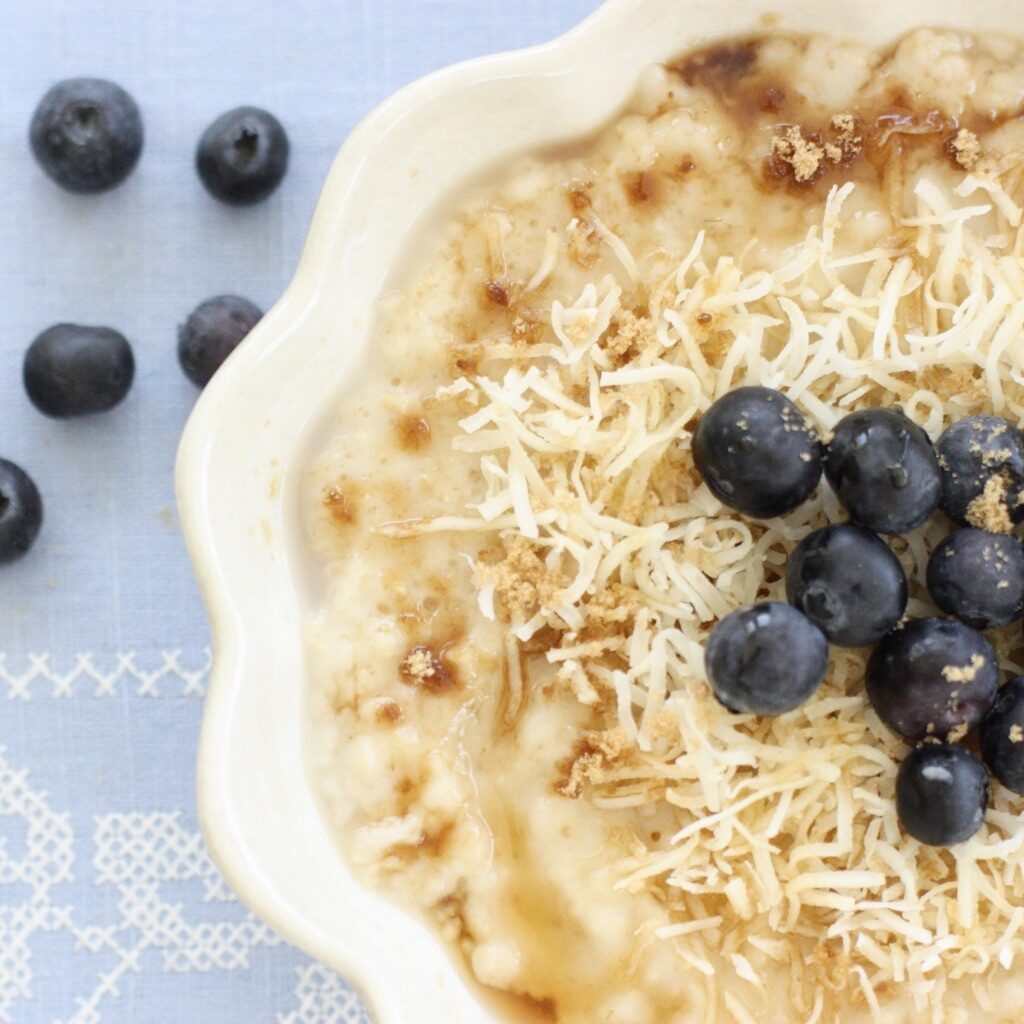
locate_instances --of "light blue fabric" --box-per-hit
[0,2,600,1020]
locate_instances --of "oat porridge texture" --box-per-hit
[305,28,1024,1024]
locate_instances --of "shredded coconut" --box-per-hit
[378,168,1024,1013]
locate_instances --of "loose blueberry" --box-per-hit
[29,78,143,194]
[692,387,822,519]
[981,677,1024,795]
[0,460,43,565]
[824,408,941,534]
[704,602,828,715]
[786,524,907,647]
[177,295,263,388]
[896,743,988,847]
[935,416,1024,530]
[926,528,1024,630]
[24,324,135,418]
[195,107,289,205]
[866,618,998,742]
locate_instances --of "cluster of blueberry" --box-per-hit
[694,386,1024,848]
[0,78,287,566]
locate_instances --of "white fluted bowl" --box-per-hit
[176,0,1022,1019]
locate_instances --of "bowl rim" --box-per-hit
[175,0,640,1012]
[179,0,1024,1018]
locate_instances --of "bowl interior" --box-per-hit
[177,0,1024,1021]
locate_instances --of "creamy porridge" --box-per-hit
[304,29,1024,1024]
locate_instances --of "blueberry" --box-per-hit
[896,743,988,847]
[786,524,907,647]
[866,618,999,742]
[824,408,941,535]
[692,387,822,519]
[704,602,828,715]
[981,677,1024,794]
[195,107,289,205]
[0,460,43,565]
[935,416,1024,530]
[24,324,135,418]
[178,295,262,388]
[926,529,1024,630]
[29,78,143,194]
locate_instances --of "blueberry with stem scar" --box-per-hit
[30,78,143,193]
[196,107,289,205]
[786,523,907,647]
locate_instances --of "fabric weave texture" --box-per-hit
[0,1,599,1020]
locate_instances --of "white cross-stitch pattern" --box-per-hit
[280,964,372,1024]
[0,654,369,1024]
[0,749,74,1018]
[0,651,211,700]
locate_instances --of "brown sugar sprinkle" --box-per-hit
[396,413,432,452]
[1010,724,1024,744]
[485,280,510,307]
[828,112,863,162]
[555,727,632,798]
[919,365,987,407]
[511,308,546,347]
[947,127,981,170]
[323,484,356,525]
[966,474,1015,534]
[769,125,827,184]
[582,583,643,631]
[696,312,712,325]
[399,644,456,693]
[602,310,659,361]
[675,156,696,176]
[946,722,970,744]
[830,113,858,139]
[477,535,567,622]
[941,654,986,684]
[768,114,864,185]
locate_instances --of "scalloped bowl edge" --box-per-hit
[175,0,1023,1021]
